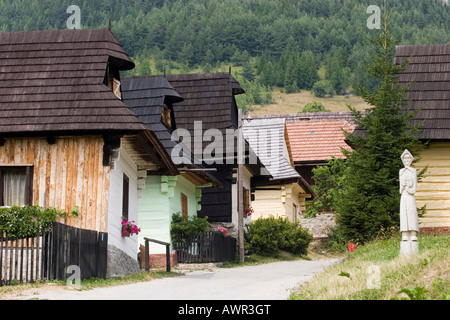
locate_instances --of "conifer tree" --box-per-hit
[332,10,424,244]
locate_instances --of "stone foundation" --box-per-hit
[107,245,140,278]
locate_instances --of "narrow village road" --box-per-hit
[11,258,342,300]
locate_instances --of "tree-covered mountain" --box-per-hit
[1,0,449,109]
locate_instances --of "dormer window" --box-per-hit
[104,64,122,99]
[113,78,121,99]
[162,104,172,128]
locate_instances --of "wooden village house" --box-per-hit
[121,75,221,266]
[0,28,179,276]
[164,72,267,237]
[395,43,450,232]
[242,117,313,222]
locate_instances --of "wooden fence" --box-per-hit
[0,232,47,286]
[0,222,108,286]
[175,231,236,263]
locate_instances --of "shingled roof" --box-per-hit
[165,72,244,135]
[164,72,266,177]
[122,75,183,154]
[243,117,313,195]
[243,118,299,181]
[395,44,450,141]
[0,28,147,136]
[122,75,220,186]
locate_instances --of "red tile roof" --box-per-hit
[286,119,354,163]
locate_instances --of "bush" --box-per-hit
[245,216,313,257]
[312,80,335,98]
[170,212,209,245]
[0,205,63,238]
[300,101,330,113]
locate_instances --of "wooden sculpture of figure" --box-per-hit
[399,149,419,256]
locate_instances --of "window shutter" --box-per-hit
[181,193,188,218]
[122,174,129,220]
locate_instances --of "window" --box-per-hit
[162,104,172,128]
[113,78,121,99]
[0,166,33,207]
[103,66,121,99]
[122,173,129,220]
[243,188,250,210]
[181,193,188,218]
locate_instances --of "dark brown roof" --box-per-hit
[165,72,244,134]
[165,72,266,177]
[121,75,221,186]
[395,43,450,140]
[0,28,147,136]
[122,76,183,153]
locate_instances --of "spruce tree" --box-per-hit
[333,12,424,244]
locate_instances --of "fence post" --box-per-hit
[145,239,150,272]
[166,244,171,273]
[0,232,3,287]
[144,237,171,272]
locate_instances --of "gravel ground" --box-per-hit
[2,258,343,300]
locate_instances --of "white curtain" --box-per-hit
[3,170,27,206]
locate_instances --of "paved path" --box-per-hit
[10,258,342,300]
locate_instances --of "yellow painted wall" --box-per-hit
[415,142,450,229]
[251,182,309,222]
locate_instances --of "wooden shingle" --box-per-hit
[395,43,450,140]
[165,72,244,134]
[0,28,147,136]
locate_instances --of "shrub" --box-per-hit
[312,80,335,98]
[300,101,330,113]
[170,212,209,245]
[245,216,313,257]
[0,205,66,239]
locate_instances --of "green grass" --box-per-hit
[289,233,450,300]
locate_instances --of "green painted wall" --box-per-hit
[138,175,201,254]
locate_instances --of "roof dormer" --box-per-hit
[104,64,122,99]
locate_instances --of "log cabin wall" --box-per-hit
[0,136,110,232]
[415,142,450,230]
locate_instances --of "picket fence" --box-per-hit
[0,222,107,286]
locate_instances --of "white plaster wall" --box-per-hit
[107,147,139,260]
[231,166,253,230]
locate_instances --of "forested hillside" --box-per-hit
[1,0,449,110]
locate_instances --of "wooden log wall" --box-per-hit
[0,136,110,232]
[415,142,450,229]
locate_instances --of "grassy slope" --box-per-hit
[249,88,370,115]
[289,233,449,300]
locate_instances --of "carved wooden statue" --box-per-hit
[399,149,419,256]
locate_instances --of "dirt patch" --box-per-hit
[0,283,69,300]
